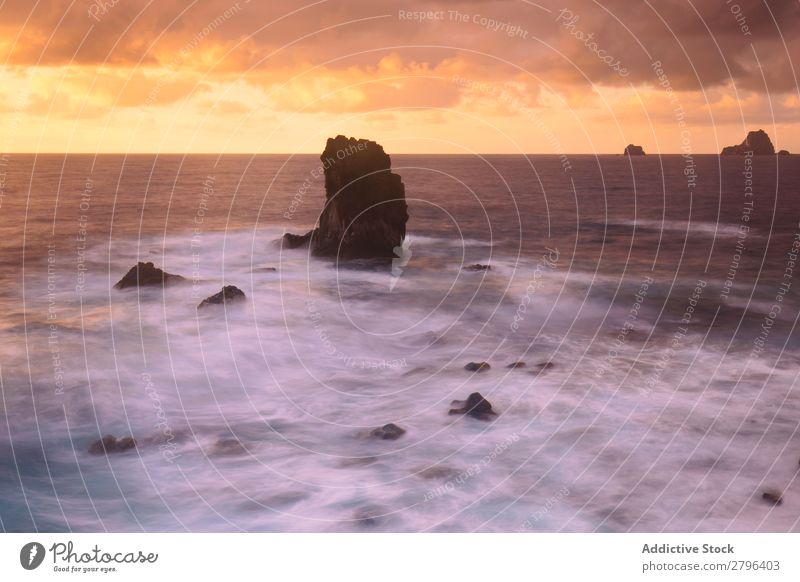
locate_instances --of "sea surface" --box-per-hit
[1,153,799,532]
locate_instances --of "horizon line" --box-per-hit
[4,151,788,156]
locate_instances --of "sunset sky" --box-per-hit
[1,0,798,154]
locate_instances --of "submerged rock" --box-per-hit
[506,361,526,368]
[88,435,136,455]
[417,465,460,480]
[721,129,776,155]
[211,439,247,456]
[762,490,783,506]
[463,264,491,271]
[370,423,406,440]
[624,144,646,156]
[292,135,407,260]
[282,230,316,249]
[198,285,246,309]
[449,392,497,420]
[464,362,491,372]
[114,262,184,289]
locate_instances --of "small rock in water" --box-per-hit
[211,439,247,456]
[464,362,491,372]
[449,392,497,420]
[463,264,491,271]
[353,506,385,527]
[532,362,555,374]
[114,262,184,289]
[370,423,406,440]
[506,361,526,368]
[417,466,460,480]
[762,490,783,506]
[88,435,136,455]
[198,285,246,309]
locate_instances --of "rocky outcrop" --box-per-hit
[198,285,246,308]
[449,392,497,420]
[463,264,491,271]
[624,144,646,156]
[370,423,406,440]
[294,136,408,260]
[506,362,526,368]
[282,230,316,249]
[88,435,136,454]
[114,262,184,289]
[778,150,791,156]
[721,129,775,155]
[762,490,783,506]
[464,362,491,372]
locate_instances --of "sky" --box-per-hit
[0,0,798,154]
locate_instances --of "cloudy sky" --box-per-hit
[1,0,798,153]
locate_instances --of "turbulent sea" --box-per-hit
[1,153,800,532]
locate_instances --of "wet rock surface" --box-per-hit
[464,362,491,372]
[114,262,184,289]
[370,423,406,440]
[449,392,497,420]
[88,435,137,455]
[198,285,246,308]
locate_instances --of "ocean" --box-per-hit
[1,153,799,532]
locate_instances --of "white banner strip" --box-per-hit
[2,534,798,581]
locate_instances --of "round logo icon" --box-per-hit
[20,542,46,570]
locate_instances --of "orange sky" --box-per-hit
[1,0,798,154]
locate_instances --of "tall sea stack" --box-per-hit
[315,136,407,259]
[283,136,408,260]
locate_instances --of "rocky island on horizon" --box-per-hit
[721,129,789,155]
